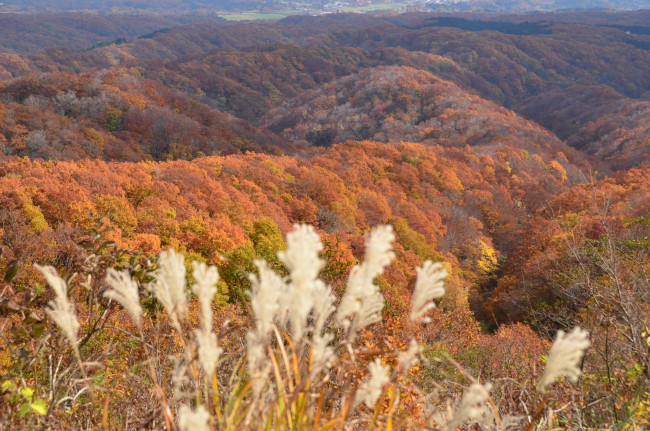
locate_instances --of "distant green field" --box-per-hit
[218,11,294,20]
[219,3,409,20]
[343,3,408,12]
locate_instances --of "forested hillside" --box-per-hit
[1,0,280,12]
[0,71,293,160]
[0,13,226,55]
[425,0,650,12]
[0,8,648,430]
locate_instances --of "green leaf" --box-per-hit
[21,387,34,402]
[30,399,48,415]
[33,322,44,338]
[23,315,38,324]
[19,403,31,418]
[4,260,19,283]
[1,380,16,392]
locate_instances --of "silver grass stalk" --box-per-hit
[104,268,142,329]
[178,404,210,431]
[278,224,324,290]
[191,261,222,379]
[311,332,335,372]
[171,357,191,401]
[447,382,493,431]
[410,261,448,323]
[351,290,385,338]
[278,224,325,341]
[336,225,395,340]
[312,282,336,336]
[538,327,590,392]
[194,329,223,381]
[246,330,269,399]
[36,264,80,346]
[191,261,219,332]
[151,249,187,331]
[363,225,397,279]
[397,339,422,373]
[354,358,391,408]
[248,259,283,337]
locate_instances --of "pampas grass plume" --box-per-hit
[36,264,80,346]
[538,327,590,391]
[178,404,210,431]
[104,268,142,329]
[447,382,493,431]
[410,261,447,323]
[355,358,391,408]
[151,249,187,331]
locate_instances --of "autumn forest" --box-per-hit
[0,6,649,430]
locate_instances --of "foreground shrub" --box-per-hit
[2,224,591,429]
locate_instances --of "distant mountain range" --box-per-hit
[2,0,649,12]
[426,0,650,12]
